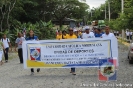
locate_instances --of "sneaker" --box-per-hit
[30,72,34,75]
[5,60,8,63]
[37,68,40,72]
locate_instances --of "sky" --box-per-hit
[85,0,106,9]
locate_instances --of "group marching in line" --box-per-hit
[56,26,115,75]
[0,25,115,75]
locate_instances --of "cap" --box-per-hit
[73,28,77,32]
[84,26,90,30]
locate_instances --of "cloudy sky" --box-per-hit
[85,0,106,9]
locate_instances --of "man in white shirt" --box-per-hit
[82,26,95,39]
[126,30,130,40]
[102,26,115,38]
[1,34,12,62]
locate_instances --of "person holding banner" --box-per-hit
[102,26,115,38]
[0,41,5,65]
[26,30,40,75]
[66,28,77,75]
[15,33,25,63]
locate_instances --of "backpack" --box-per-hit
[1,38,9,42]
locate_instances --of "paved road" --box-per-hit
[0,42,133,88]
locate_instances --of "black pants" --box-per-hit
[127,36,129,40]
[31,68,40,72]
[18,48,23,63]
[4,48,9,61]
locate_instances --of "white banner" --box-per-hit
[23,38,118,68]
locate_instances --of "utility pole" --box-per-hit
[108,0,110,22]
[121,0,125,39]
[105,4,107,19]
[121,0,124,14]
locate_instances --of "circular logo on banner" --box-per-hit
[100,62,115,77]
[31,50,40,59]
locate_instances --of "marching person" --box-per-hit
[125,30,130,40]
[15,33,25,64]
[102,26,115,38]
[1,34,12,63]
[56,30,62,40]
[62,30,68,39]
[130,30,132,40]
[0,40,5,65]
[82,26,95,39]
[26,30,40,75]
[66,28,77,75]
[95,28,103,37]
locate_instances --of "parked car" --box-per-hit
[128,43,133,64]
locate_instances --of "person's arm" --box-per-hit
[15,39,18,52]
[8,39,12,51]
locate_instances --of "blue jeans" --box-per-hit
[71,68,75,72]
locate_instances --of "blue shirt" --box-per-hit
[26,36,38,41]
[95,33,102,37]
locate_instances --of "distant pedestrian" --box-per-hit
[126,30,130,40]
[15,33,25,63]
[26,30,40,75]
[130,30,132,40]
[1,34,12,63]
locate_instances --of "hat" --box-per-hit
[73,28,77,32]
[84,26,90,30]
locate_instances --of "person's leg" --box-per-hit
[19,48,23,63]
[31,68,34,75]
[18,49,21,63]
[5,48,9,62]
[130,35,132,40]
[37,68,40,72]
[71,68,76,75]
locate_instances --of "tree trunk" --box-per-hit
[6,0,16,31]
[59,19,63,29]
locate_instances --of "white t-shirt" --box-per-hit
[102,33,115,38]
[126,31,130,36]
[15,37,25,49]
[1,38,10,48]
[130,32,132,35]
[82,32,95,39]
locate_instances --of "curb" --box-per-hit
[117,38,130,46]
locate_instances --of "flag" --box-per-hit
[30,47,41,61]
[98,58,117,81]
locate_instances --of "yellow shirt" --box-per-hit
[66,34,77,39]
[63,34,69,39]
[56,35,62,40]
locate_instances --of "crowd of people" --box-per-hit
[0,26,115,76]
[56,26,115,75]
